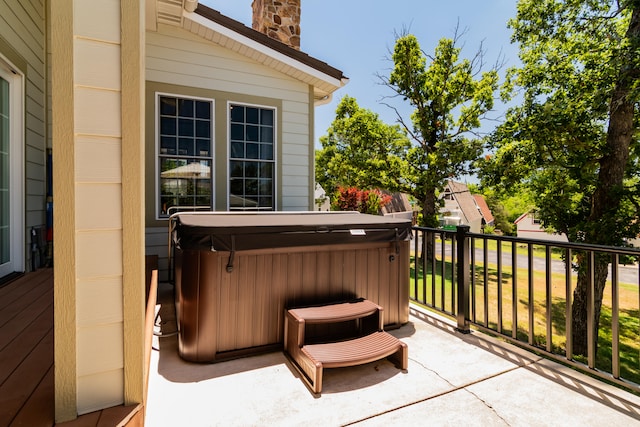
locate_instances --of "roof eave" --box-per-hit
[183,5,347,100]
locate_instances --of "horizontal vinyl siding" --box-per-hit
[0,0,47,270]
[145,227,170,282]
[73,0,124,415]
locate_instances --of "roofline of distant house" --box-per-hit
[195,4,348,83]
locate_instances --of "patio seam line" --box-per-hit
[343,358,535,426]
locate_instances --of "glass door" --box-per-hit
[0,60,23,278]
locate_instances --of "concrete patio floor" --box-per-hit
[146,283,640,426]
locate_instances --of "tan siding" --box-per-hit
[76,369,124,414]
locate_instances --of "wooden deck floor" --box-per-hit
[0,269,140,427]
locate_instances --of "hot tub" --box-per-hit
[170,212,412,362]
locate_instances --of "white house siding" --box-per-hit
[72,0,125,414]
[145,226,170,282]
[0,0,46,271]
[515,213,568,242]
[145,24,314,271]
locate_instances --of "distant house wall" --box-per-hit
[144,24,315,280]
[515,212,568,242]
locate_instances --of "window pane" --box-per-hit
[246,107,259,124]
[230,161,243,178]
[160,117,176,135]
[230,105,244,122]
[231,142,244,158]
[160,195,177,216]
[245,162,258,177]
[160,136,176,155]
[259,179,272,196]
[259,163,272,178]
[260,126,273,143]
[230,178,243,195]
[178,99,194,117]
[196,179,211,195]
[246,143,259,159]
[195,195,211,206]
[230,123,244,141]
[178,118,194,137]
[195,139,210,156]
[260,109,273,125]
[195,101,210,119]
[259,196,272,208]
[246,125,259,142]
[178,138,193,156]
[195,120,210,138]
[160,97,176,116]
[260,144,273,160]
[245,179,258,195]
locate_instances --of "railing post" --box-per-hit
[455,225,471,333]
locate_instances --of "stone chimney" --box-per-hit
[252,0,301,50]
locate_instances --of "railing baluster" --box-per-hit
[512,240,518,339]
[497,240,503,334]
[528,243,534,346]
[456,225,470,333]
[431,231,436,306]
[611,253,619,379]
[587,251,595,369]
[565,247,573,361]
[484,238,489,327]
[546,246,552,353]
[440,233,445,311]
[471,237,477,323]
[451,234,457,315]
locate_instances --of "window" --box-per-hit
[158,95,213,217]
[229,103,275,210]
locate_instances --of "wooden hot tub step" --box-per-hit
[284,299,408,394]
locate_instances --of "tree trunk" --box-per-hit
[571,253,609,356]
[570,5,639,357]
[420,188,439,262]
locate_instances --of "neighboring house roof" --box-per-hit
[473,194,494,225]
[442,180,483,224]
[148,1,348,103]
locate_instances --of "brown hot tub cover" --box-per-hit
[171,212,412,253]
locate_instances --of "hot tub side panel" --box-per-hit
[175,241,409,362]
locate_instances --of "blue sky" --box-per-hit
[199,1,520,149]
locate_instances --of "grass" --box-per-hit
[410,255,640,387]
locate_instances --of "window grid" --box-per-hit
[158,95,213,217]
[229,104,275,210]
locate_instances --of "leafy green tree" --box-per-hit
[380,32,500,228]
[479,0,640,356]
[315,96,410,201]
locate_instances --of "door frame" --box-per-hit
[0,54,25,277]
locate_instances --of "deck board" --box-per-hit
[0,269,146,427]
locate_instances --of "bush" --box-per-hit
[333,187,392,215]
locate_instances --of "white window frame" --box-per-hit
[0,55,24,276]
[226,101,277,211]
[155,92,215,220]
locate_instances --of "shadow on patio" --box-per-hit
[147,282,640,426]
